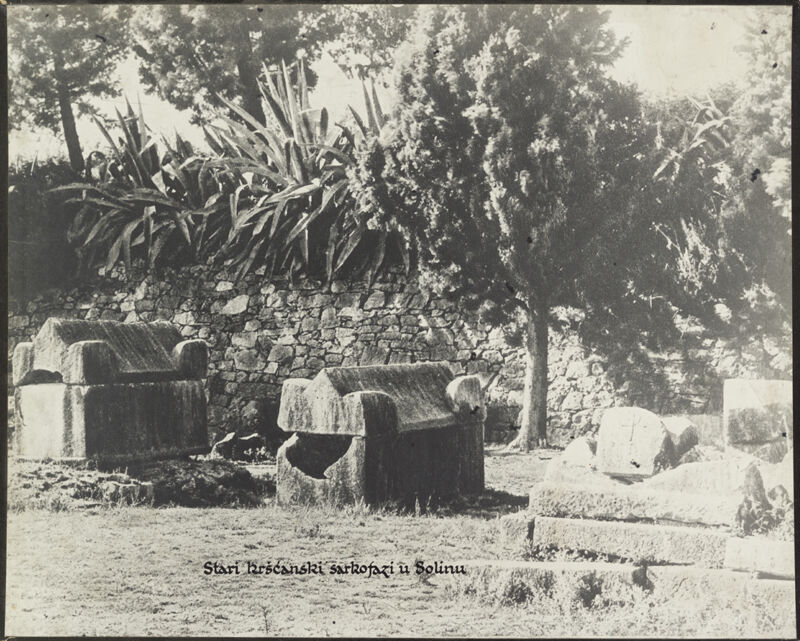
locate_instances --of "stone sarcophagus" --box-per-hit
[12,318,209,462]
[276,362,485,506]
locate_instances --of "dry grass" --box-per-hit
[4,449,794,637]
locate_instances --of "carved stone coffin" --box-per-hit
[276,362,485,506]
[12,318,209,462]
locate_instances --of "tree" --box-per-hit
[647,8,791,338]
[313,4,416,80]
[130,5,330,125]
[724,9,791,311]
[8,5,131,173]
[351,6,669,450]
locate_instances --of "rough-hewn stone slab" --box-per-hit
[497,511,536,543]
[15,381,207,460]
[641,458,757,495]
[532,516,727,567]
[447,560,643,603]
[596,407,676,479]
[528,481,740,527]
[723,379,792,462]
[645,565,795,605]
[543,437,623,487]
[29,318,194,382]
[448,560,795,626]
[724,537,794,579]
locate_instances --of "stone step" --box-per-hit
[529,481,739,528]
[724,537,795,579]
[532,516,727,568]
[447,559,643,605]
[446,559,795,628]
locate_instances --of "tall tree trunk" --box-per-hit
[54,60,84,174]
[233,21,265,124]
[508,297,549,451]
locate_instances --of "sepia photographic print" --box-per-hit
[4,2,795,637]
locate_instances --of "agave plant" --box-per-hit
[206,58,395,284]
[653,95,732,189]
[55,98,230,273]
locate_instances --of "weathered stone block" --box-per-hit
[723,379,792,462]
[596,407,676,479]
[497,511,536,544]
[641,458,759,496]
[529,481,741,527]
[15,380,207,461]
[724,537,794,579]
[532,516,728,568]
[662,416,700,459]
[447,560,644,605]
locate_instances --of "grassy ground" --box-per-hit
[4,449,794,637]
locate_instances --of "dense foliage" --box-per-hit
[349,6,672,448]
[648,9,791,336]
[57,60,400,284]
[9,161,80,302]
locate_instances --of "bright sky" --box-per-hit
[8,4,792,163]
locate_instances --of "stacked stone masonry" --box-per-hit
[7,264,792,445]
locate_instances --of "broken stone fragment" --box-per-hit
[445,375,485,420]
[172,339,208,379]
[543,436,623,486]
[662,416,700,459]
[746,440,789,464]
[210,432,237,459]
[99,480,155,505]
[757,450,793,494]
[596,407,676,480]
[678,444,726,465]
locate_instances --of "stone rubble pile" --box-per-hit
[9,462,155,508]
[8,458,273,509]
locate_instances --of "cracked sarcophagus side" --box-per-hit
[12,318,209,462]
[276,362,485,506]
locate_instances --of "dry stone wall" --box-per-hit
[8,264,792,447]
